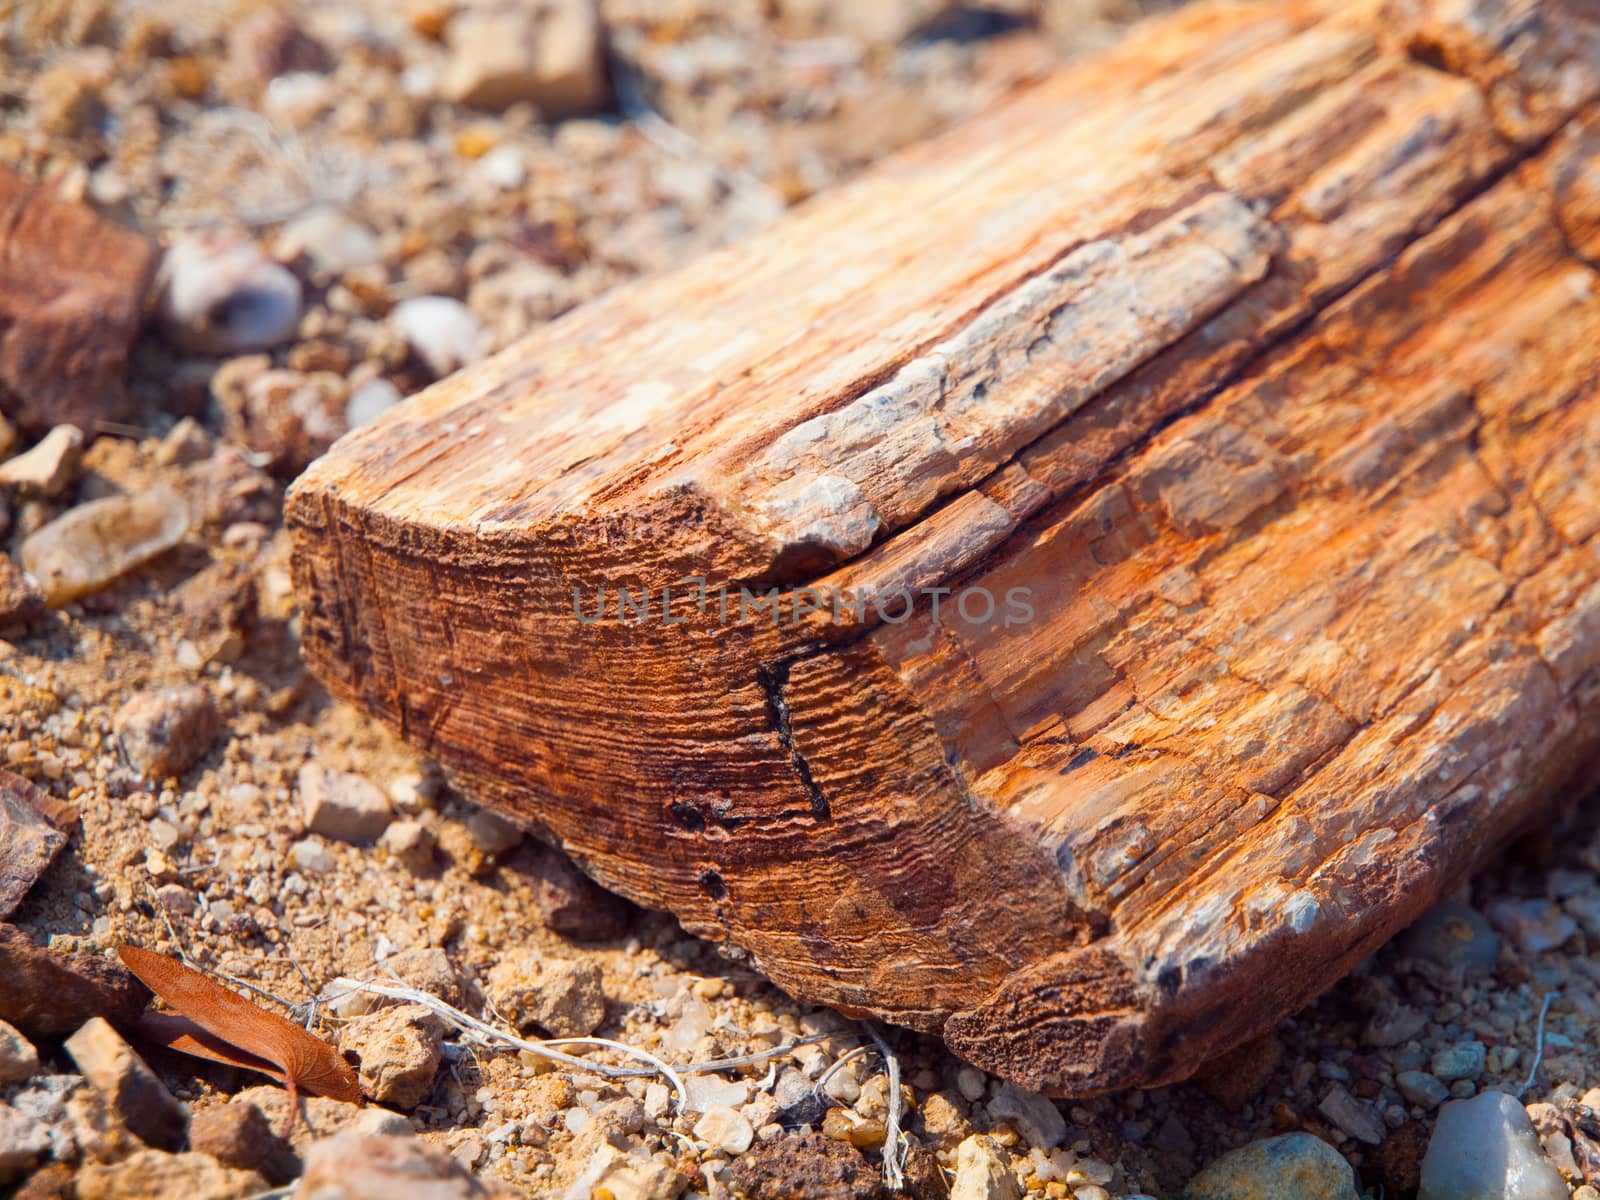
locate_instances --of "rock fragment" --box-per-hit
[1397,1070,1451,1110]
[1484,898,1579,954]
[728,1130,885,1200]
[1318,1084,1385,1146]
[484,950,605,1037]
[694,1105,755,1156]
[1402,901,1500,973]
[0,924,147,1038]
[19,485,191,607]
[215,367,347,477]
[0,1101,51,1184]
[231,1086,379,1154]
[300,764,392,843]
[1183,1133,1358,1200]
[0,168,156,434]
[392,296,486,378]
[0,771,72,920]
[1364,1004,1428,1047]
[63,1016,188,1151]
[440,1,607,115]
[339,1003,446,1110]
[586,1148,686,1200]
[188,1101,293,1181]
[296,1131,507,1199]
[0,425,84,497]
[987,1081,1065,1149]
[1432,1041,1488,1083]
[157,234,304,355]
[1418,1090,1567,1200]
[950,1134,1020,1200]
[0,1017,40,1086]
[66,1083,144,1165]
[74,1150,268,1200]
[116,684,218,779]
[155,418,213,468]
[380,819,437,871]
[509,841,634,942]
[0,555,47,633]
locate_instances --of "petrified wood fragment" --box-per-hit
[289,0,1600,1092]
[0,168,157,434]
[0,770,75,920]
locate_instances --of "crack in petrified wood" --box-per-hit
[289,0,1600,1091]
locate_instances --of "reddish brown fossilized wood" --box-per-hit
[288,0,1600,1093]
[0,168,156,434]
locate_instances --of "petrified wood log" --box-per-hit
[289,0,1600,1093]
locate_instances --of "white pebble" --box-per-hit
[345,378,403,429]
[477,145,528,189]
[157,234,303,354]
[277,206,381,275]
[822,1067,860,1104]
[686,1075,750,1112]
[693,1105,753,1156]
[291,836,334,873]
[956,1066,988,1102]
[392,296,485,378]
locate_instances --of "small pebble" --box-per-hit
[1418,1090,1566,1200]
[345,378,404,429]
[694,1104,754,1156]
[439,0,607,115]
[116,684,218,779]
[1484,898,1579,955]
[1183,1133,1358,1200]
[464,808,522,856]
[277,205,381,275]
[988,1081,1066,1150]
[20,485,191,607]
[1397,1070,1451,1110]
[484,950,605,1037]
[1318,1084,1385,1146]
[1431,1041,1487,1083]
[157,233,304,354]
[291,837,335,874]
[299,763,392,843]
[687,1074,750,1112]
[951,1134,1020,1200]
[1402,901,1500,973]
[392,296,485,378]
[0,1020,39,1086]
[380,820,436,871]
[0,425,84,497]
[477,144,527,188]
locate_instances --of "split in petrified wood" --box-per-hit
[289,0,1600,1093]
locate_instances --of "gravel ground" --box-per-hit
[3,1,1600,1198]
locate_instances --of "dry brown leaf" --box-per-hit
[136,1010,289,1082]
[117,944,362,1132]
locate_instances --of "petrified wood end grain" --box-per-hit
[289,0,1600,1092]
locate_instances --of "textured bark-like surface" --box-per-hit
[289,0,1600,1092]
[0,769,74,920]
[0,167,157,434]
